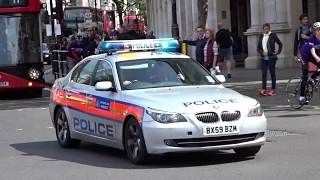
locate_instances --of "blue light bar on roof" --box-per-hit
[97,38,180,53]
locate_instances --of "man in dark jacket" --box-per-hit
[180,26,206,65]
[215,23,234,78]
[293,13,313,61]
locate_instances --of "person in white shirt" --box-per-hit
[257,23,283,96]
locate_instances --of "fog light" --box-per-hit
[164,139,171,146]
[28,82,32,86]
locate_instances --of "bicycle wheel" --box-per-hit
[285,76,304,109]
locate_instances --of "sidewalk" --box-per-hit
[223,67,300,84]
[44,67,301,87]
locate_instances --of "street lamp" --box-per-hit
[171,0,179,40]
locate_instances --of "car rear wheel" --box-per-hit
[55,108,81,148]
[233,146,262,157]
[124,117,149,165]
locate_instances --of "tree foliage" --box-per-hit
[197,0,208,28]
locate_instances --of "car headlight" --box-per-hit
[45,54,49,58]
[146,108,187,123]
[247,103,263,117]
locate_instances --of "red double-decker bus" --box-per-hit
[104,10,115,32]
[123,15,145,32]
[62,6,104,37]
[0,0,45,97]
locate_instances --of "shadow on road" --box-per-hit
[10,141,254,169]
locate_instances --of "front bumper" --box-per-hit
[142,114,267,154]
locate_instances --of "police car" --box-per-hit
[49,38,267,165]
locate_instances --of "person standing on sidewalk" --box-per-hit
[293,14,313,61]
[215,23,234,78]
[180,26,207,65]
[257,23,283,96]
[203,29,219,73]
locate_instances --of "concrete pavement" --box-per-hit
[1,105,320,180]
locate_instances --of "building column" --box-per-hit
[206,0,216,29]
[155,0,162,37]
[246,0,262,32]
[268,0,291,68]
[146,0,153,33]
[243,0,263,69]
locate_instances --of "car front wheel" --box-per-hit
[124,117,149,165]
[233,146,262,157]
[55,108,81,148]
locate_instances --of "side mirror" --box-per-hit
[95,81,115,91]
[215,75,226,83]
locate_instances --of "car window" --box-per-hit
[116,58,219,90]
[74,60,98,85]
[71,62,85,81]
[92,60,114,86]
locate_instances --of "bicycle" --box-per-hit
[285,69,320,109]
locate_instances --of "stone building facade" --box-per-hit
[146,0,319,69]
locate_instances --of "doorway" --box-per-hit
[230,0,250,66]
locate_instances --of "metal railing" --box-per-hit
[51,49,68,79]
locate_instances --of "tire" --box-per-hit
[285,76,304,109]
[123,117,149,165]
[54,108,81,148]
[233,146,262,157]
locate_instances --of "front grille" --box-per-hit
[195,112,219,123]
[166,133,261,147]
[221,111,241,121]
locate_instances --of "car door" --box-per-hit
[86,60,120,141]
[65,59,99,134]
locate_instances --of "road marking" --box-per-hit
[16,129,23,131]
[45,68,52,74]
[44,87,51,91]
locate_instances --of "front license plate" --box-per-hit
[203,125,240,136]
[0,81,9,86]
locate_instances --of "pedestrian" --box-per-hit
[257,23,283,96]
[180,26,207,65]
[83,35,99,58]
[67,33,84,72]
[103,31,111,41]
[203,29,219,73]
[215,23,234,78]
[293,14,313,61]
[146,30,156,39]
[110,30,119,40]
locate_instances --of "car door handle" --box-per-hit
[66,92,72,97]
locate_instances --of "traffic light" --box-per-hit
[52,0,63,20]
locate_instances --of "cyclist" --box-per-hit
[299,22,320,104]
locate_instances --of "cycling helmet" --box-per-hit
[76,33,83,41]
[313,22,320,30]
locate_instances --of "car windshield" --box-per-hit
[116,58,219,90]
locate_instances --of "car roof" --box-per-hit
[91,51,191,63]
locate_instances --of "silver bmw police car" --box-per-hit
[49,38,267,165]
